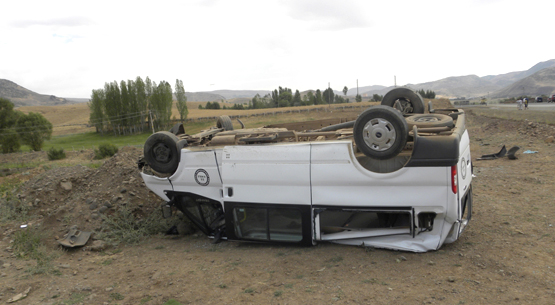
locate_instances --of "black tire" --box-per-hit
[354,106,408,160]
[144,131,180,174]
[405,114,454,129]
[216,115,233,131]
[381,87,425,114]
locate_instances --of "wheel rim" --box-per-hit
[414,116,440,123]
[398,99,414,114]
[362,118,396,151]
[152,142,172,163]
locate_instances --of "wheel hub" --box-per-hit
[152,143,171,163]
[362,118,396,151]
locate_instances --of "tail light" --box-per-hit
[451,165,457,194]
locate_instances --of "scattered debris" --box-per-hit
[477,145,520,160]
[58,227,91,248]
[507,146,520,160]
[523,150,538,154]
[7,287,31,303]
[477,145,506,160]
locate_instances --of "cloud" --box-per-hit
[280,0,372,30]
[9,17,94,28]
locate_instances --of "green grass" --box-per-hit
[42,132,150,151]
[12,227,60,275]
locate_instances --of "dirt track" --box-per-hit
[1,109,555,304]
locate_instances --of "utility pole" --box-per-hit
[149,110,155,133]
[328,82,331,108]
[394,75,397,87]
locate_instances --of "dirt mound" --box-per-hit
[14,146,166,245]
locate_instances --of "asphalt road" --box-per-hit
[466,103,555,111]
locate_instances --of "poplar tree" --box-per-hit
[175,79,188,122]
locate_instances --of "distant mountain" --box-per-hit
[0,79,75,107]
[482,59,555,87]
[3,59,555,106]
[210,90,271,99]
[185,92,225,102]
[347,85,387,96]
[358,59,555,99]
[492,66,555,98]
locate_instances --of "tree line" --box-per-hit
[196,86,392,110]
[0,98,53,153]
[88,77,188,135]
[417,89,436,99]
[253,86,352,109]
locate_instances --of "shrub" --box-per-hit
[47,147,66,160]
[12,227,59,274]
[94,143,118,159]
[97,205,168,245]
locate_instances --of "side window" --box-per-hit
[233,207,267,240]
[232,207,302,242]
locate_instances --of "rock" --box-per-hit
[120,188,127,193]
[151,270,162,280]
[59,264,71,269]
[60,181,72,191]
[89,202,98,210]
[98,206,108,214]
[447,277,455,282]
[545,136,554,143]
[7,287,31,303]
[91,213,99,220]
[84,240,107,252]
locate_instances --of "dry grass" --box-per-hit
[15,98,453,136]
[17,101,380,136]
[469,107,555,125]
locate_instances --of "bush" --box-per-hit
[97,205,169,245]
[94,143,118,159]
[47,147,66,160]
[12,227,59,274]
[0,131,20,153]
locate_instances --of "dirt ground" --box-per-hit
[1,108,555,305]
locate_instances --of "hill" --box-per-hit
[0,79,77,107]
[492,66,555,98]
[357,59,555,99]
[3,59,555,106]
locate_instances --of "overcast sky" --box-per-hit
[1,0,552,98]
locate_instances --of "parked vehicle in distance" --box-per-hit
[548,95,555,103]
[536,97,543,103]
[139,88,473,252]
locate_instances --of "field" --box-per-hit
[17,101,378,136]
[1,102,555,304]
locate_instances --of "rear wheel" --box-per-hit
[354,106,408,160]
[217,115,233,131]
[381,88,424,114]
[144,131,180,174]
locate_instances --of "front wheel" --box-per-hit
[144,131,180,174]
[353,106,408,160]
